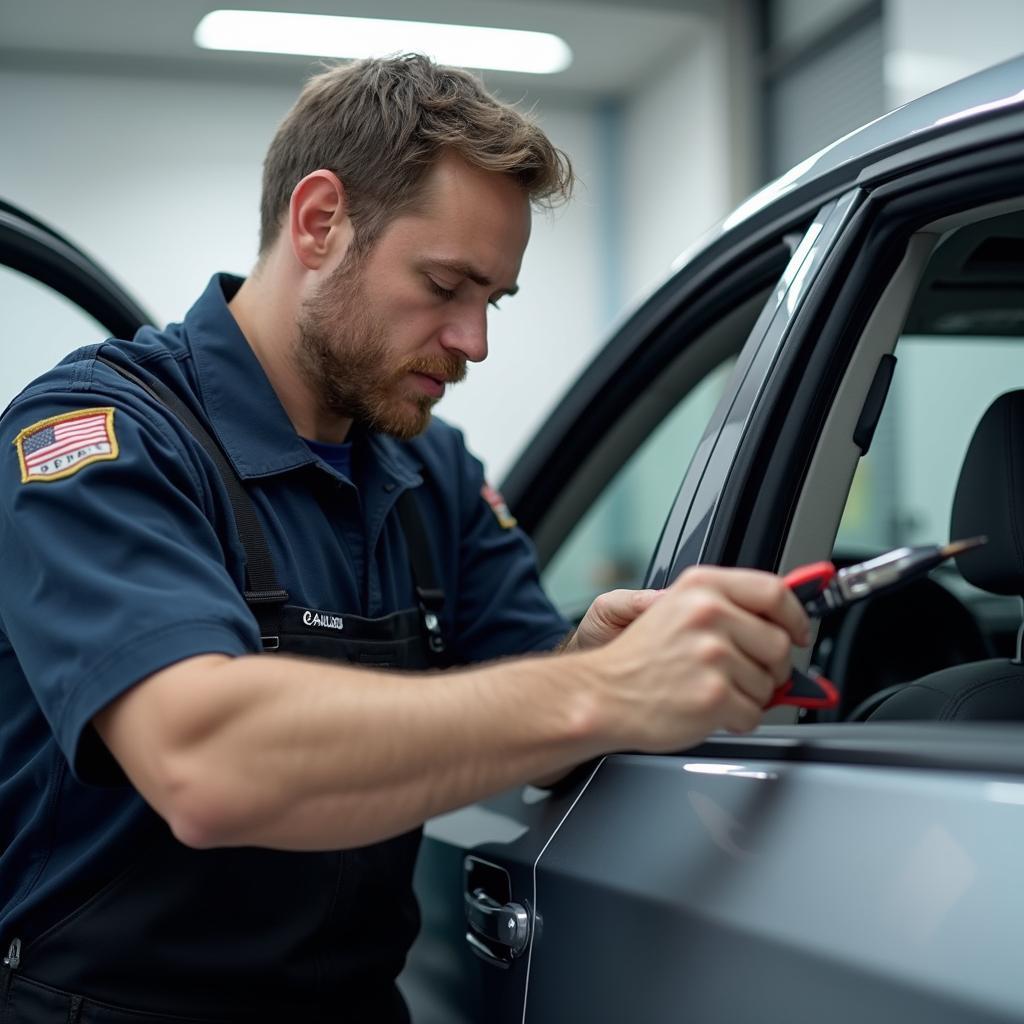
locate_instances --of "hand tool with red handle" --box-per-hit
[766,537,987,710]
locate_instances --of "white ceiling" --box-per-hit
[0,0,712,102]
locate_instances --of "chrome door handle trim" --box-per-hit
[464,887,530,957]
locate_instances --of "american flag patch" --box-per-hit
[14,408,118,483]
[481,483,517,529]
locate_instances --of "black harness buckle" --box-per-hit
[416,586,446,654]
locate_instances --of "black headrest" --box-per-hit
[951,389,1024,595]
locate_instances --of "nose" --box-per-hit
[439,306,489,364]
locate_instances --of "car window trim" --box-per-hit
[502,237,794,545]
[650,189,865,586]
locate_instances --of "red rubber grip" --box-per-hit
[767,670,839,710]
[784,561,836,604]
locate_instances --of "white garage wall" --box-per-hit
[620,22,739,314]
[884,0,1024,107]
[0,12,752,482]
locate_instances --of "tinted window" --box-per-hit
[542,360,736,618]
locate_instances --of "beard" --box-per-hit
[294,253,466,440]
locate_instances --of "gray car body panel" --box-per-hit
[399,765,606,1024]
[525,731,1024,1023]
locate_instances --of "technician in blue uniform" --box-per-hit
[0,56,809,1022]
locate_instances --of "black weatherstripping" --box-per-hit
[651,189,865,586]
[0,199,153,340]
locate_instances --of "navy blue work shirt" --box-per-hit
[0,273,570,949]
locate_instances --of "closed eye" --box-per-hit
[427,274,505,309]
[427,278,456,302]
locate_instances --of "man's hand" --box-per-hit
[582,566,811,752]
[563,589,666,653]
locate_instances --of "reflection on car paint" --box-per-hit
[686,791,756,861]
[681,763,778,781]
[983,781,1024,804]
[935,87,1024,127]
[423,803,530,847]
[875,824,975,945]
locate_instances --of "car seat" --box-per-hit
[824,576,989,721]
[867,390,1024,721]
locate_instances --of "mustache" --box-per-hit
[400,354,467,385]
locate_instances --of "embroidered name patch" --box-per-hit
[14,408,118,483]
[302,610,344,631]
[481,483,517,529]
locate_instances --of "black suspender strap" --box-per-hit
[395,490,447,655]
[95,352,290,632]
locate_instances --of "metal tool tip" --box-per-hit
[942,536,988,558]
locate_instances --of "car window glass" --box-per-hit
[0,264,109,410]
[542,359,735,617]
[837,337,1024,556]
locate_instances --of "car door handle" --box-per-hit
[464,887,531,957]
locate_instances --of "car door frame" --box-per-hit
[517,127,1024,1020]
[0,199,152,343]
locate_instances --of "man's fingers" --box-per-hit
[722,688,769,734]
[592,588,664,629]
[673,566,810,645]
[715,604,795,686]
[695,633,778,709]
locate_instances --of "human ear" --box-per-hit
[288,170,354,270]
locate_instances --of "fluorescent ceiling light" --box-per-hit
[194,10,573,75]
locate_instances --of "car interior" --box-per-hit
[782,199,1024,724]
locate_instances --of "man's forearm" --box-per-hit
[106,650,608,852]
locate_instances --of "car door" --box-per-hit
[399,199,851,1023]
[513,95,1024,1023]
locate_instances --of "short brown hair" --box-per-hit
[259,53,575,257]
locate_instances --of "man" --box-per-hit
[0,55,808,1022]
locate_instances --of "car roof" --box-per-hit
[670,53,1024,276]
